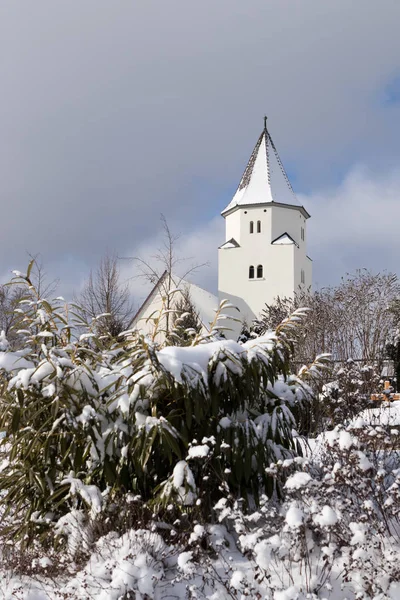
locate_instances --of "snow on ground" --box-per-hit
[2,522,398,599]
[296,400,400,461]
[351,400,400,427]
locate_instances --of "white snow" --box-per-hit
[188,444,210,459]
[284,471,312,490]
[272,233,295,245]
[352,401,400,426]
[355,450,373,471]
[349,521,366,545]
[189,524,205,544]
[219,241,237,249]
[314,505,338,527]
[61,476,103,518]
[172,460,197,505]
[0,351,33,372]
[230,570,245,590]
[274,586,299,600]
[158,339,246,383]
[285,504,304,528]
[177,551,195,575]
[222,132,273,212]
[219,416,231,429]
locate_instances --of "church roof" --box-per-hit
[131,271,219,333]
[219,238,240,249]
[222,118,308,216]
[271,232,299,248]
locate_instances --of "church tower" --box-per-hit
[218,118,312,337]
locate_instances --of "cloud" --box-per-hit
[9,164,400,306]
[303,166,400,286]
[117,164,400,307]
[1,1,400,295]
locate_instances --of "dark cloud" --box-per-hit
[1,1,400,296]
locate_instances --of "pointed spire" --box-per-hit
[264,116,271,187]
[221,118,299,215]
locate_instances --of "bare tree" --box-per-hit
[258,270,400,365]
[128,215,208,335]
[0,256,60,349]
[0,285,26,348]
[75,253,134,339]
[27,254,59,299]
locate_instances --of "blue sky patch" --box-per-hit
[383,74,400,105]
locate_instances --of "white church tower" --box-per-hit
[218,118,312,336]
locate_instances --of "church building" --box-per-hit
[218,118,312,337]
[131,119,312,341]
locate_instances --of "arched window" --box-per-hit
[249,265,255,279]
[249,221,254,234]
[257,220,261,233]
[257,265,263,278]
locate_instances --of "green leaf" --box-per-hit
[141,427,158,467]
[11,408,20,434]
[17,389,24,408]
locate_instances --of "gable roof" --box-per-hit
[219,238,240,249]
[131,272,219,332]
[222,118,309,217]
[182,280,219,330]
[130,270,168,325]
[271,232,299,248]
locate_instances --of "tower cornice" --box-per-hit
[221,201,310,220]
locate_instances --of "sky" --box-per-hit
[2,1,400,306]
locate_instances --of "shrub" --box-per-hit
[214,418,400,598]
[0,266,317,547]
[319,359,380,428]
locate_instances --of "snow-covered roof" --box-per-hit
[181,279,219,331]
[131,272,219,333]
[219,238,240,249]
[222,119,308,217]
[271,232,299,248]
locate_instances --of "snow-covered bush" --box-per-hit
[213,418,400,599]
[0,265,316,549]
[319,359,379,428]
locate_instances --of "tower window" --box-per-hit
[257,265,263,278]
[257,220,261,233]
[250,221,254,234]
[249,265,255,279]
[301,269,305,284]
[301,227,305,241]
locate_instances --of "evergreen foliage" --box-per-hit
[167,287,202,346]
[0,264,320,548]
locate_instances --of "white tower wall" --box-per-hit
[218,121,312,339]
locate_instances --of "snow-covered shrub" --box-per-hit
[213,418,400,599]
[320,358,380,428]
[0,266,317,549]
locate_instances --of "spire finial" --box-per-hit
[264,115,268,131]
